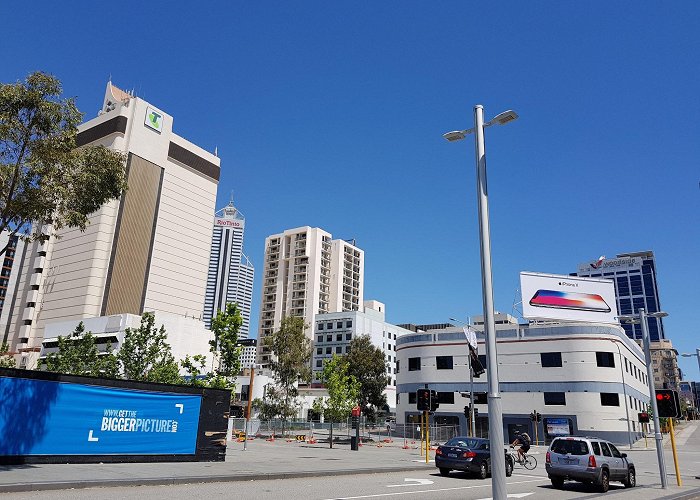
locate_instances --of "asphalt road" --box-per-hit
[4,424,700,500]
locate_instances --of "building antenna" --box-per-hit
[214,146,218,157]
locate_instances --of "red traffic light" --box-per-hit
[657,393,671,400]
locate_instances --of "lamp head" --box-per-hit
[647,311,668,318]
[443,130,471,142]
[487,110,519,126]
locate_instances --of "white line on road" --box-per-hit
[387,478,434,487]
[324,479,543,500]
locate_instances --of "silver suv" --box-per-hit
[545,436,635,492]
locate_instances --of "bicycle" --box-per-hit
[509,445,537,470]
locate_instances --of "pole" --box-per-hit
[425,410,430,465]
[468,346,475,437]
[641,308,667,489]
[474,104,506,499]
[696,348,700,374]
[243,366,255,451]
[668,417,682,486]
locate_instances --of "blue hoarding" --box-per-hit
[0,376,201,456]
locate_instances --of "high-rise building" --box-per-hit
[574,251,665,341]
[6,82,220,368]
[203,202,254,337]
[257,226,364,367]
[0,234,27,343]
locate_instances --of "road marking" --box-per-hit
[387,478,434,488]
[475,493,534,500]
[411,459,434,463]
[175,403,184,414]
[325,479,543,499]
[87,430,99,442]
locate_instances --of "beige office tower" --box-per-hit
[256,227,364,367]
[7,82,220,368]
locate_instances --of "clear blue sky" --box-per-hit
[5,3,699,377]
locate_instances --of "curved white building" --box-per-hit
[396,321,650,445]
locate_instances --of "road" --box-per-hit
[3,424,700,499]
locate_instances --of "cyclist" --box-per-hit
[511,431,531,462]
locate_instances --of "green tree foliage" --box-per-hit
[322,355,360,448]
[0,341,16,368]
[117,313,181,384]
[0,72,127,255]
[44,322,118,377]
[263,316,312,421]
[180,354,208,387]
[208,302,243,389]
[344,335,389,420]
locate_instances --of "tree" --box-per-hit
[263,316,312,426]
[43,322,118,377]
[208,302,243,389]
[344,335,389,421]
[322,355,360,448]
[180,354,208,387]
[0,341,16,368]
[117,313,181,384]
[0,72,127,255]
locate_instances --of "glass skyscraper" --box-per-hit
[203,202,254,338]
[574,251,665,342]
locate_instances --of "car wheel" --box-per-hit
[598,469,610,493]
[623,467,636,488]
[477,461,488,480]
[550,477,565,489]
[439,468,450,477]
[505,459,513,477]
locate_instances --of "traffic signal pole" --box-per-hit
[669,418,681,486]
[641,308,667,489]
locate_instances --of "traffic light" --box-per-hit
[430,390,440,412]
[464,405,469,418]
[473,408,479,418]
[655,389,681,418]
[638,412,650,423]
[529,411,536,422]
[416,389,431,411]
[529,411,542,422]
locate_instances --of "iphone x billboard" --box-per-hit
[520,271,618,324]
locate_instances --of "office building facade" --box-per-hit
[257,227,364,367]
[575,251,665,341]
[396,321,649,445]
[203,202,254,338]
[6,82,220,368]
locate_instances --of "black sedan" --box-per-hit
[435,437,514,479]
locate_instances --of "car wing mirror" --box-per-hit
[621,453,627,458]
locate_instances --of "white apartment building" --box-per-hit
[7,82,220,368]
[311,300,412,411]
[257,227,364,367]
[203,201,254,337]
[396,320,650,446]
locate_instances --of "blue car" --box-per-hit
[436,437,514,479]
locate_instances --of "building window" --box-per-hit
[408,357,421,371]
[327,323,332,329]
[336,346,342,354]
[316,360,322,367]
[346,333,352,341]
[396,360,400,373]
[346,320,352,328]
[596,352,615,368]
[326,347,331,354]
[408,392,417,404]
[540,352,562,367]
[316,348,322,355]
[478,355,487,369]
[436,356,453,370]
[437,392,455,404]
[318,323,324,331]
[326,335,332,342]
[544,392,566,405]
[317,336,323,343]
[624,358,629,372]
[600,393,620,406]
[336,334,343,341]
[336,322,342,329]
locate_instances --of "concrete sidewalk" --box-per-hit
[0,438,436,493]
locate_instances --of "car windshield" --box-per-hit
[550,439,589,455]
[444,438,481,449]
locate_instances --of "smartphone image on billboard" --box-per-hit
[529,290,611,313]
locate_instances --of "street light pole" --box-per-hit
[474,105,507,500]
[444,105,517,500]
[640,308,668,489]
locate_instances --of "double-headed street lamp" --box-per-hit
[443,106,518,500]
[681,349,700,373]
[619,309,669,489]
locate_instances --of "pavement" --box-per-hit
[1,424,699,496]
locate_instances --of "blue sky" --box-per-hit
[5,2,699,377]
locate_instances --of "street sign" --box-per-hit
[655,389,681,418]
